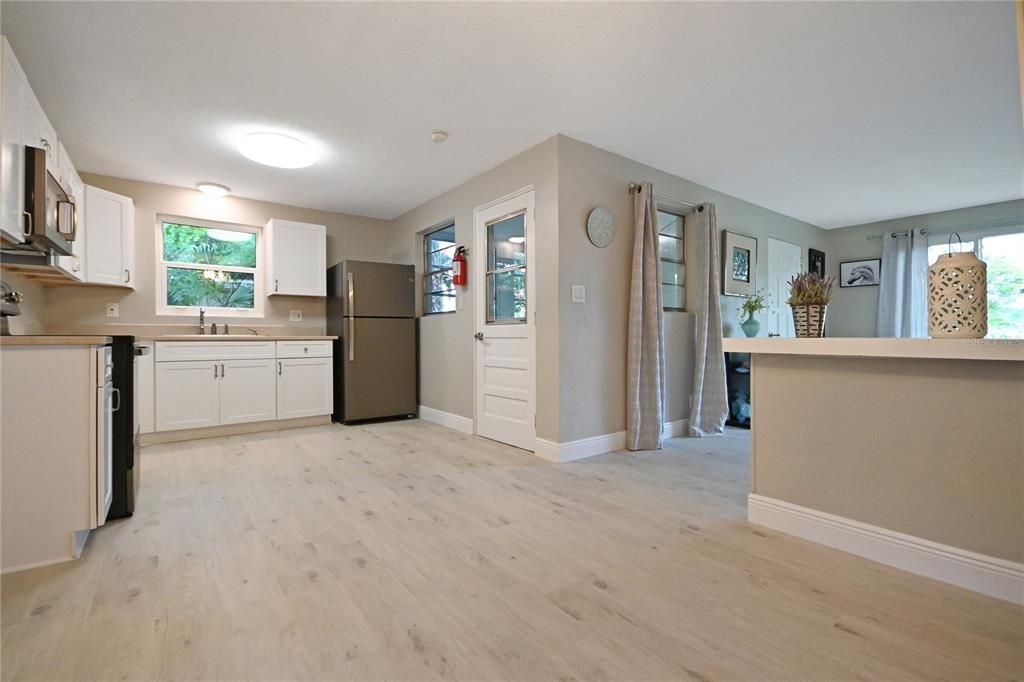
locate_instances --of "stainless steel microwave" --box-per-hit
[23,145,75,256]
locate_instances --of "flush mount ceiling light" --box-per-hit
[196,182,230,197]
[508,236,525,244]
[430,130,449,144]
[239,132,316,169]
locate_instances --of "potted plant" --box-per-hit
[786,272,835,337]
[738,291,768,337]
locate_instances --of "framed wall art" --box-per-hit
[839,258,881,287]
[722,230,757,297]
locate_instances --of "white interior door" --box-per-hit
[765,238,802,337]
[474,189,535,451]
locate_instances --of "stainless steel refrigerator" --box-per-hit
[326,260,417,423]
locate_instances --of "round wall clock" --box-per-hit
[586,207,615,248]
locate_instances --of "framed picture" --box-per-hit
[722,230,757,297]
[809,248,825,278]
[839,258,881,287]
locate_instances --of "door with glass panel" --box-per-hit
[473,189,535,451]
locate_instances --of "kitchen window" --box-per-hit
[658,210,685,311]
[155,217,263,317]
[423,222,456,314]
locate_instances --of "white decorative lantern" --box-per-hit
[927,233,987,339]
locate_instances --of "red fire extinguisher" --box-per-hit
[452,246,468,286]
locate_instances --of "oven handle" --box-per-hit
[111,387,121,413]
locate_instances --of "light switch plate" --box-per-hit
[571,285,586,303]
[289,310,303,322]
[105,302,119,318]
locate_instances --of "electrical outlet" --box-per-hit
[571,285,586,303]
[105,303,119,318]
[289,310,303,322]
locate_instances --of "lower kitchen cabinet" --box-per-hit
[155,361,220,431]
[153,340,334,434]
[277,357,333,419]
[220,358,277,425]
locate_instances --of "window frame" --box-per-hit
[422,220,457,316]
[484,209,528,325]
[155,215,265,318]
[657,207,687,312]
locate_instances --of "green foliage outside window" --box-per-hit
[162,222,257,309]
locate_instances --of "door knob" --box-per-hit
[474,332,484,341]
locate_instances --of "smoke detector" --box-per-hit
[430,130,449,144]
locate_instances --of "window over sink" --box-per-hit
[155,217,264,317]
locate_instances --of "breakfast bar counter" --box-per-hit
[723,336,1023,603]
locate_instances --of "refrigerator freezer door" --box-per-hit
[343,261,415,318]
[342,317,416,421]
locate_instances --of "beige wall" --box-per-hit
[825,199,1024,338]
[42,174,394,334]
[752,354,1024,562]
[556,137,826,442]
[386,137,560,439]
[0,271,47,334]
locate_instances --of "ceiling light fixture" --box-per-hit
[239,132,316,169]
[508,236,525,244]
[196,182,230,197]
[431,130,449,144]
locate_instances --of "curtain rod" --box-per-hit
[627,182,698,209]
[866,228,928,240]
[865,217,1023,240]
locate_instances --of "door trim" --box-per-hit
[472,186,536,451]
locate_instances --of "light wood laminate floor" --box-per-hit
[2,421,1022,680]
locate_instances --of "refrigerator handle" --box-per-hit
[347,272,355,362]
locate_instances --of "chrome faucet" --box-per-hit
[198,307,206,335]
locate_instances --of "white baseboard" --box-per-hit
[748,494,1024,605]
[418,405,474,435]
[534,420,691,463]
[662,419,689,439]
[534,431,626,463]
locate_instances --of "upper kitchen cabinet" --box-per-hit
[1,38,28,244]
[265,218,326,297]
[57,165,86,280]
[84,185,135,288]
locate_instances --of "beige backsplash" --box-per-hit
[43,322,328,337]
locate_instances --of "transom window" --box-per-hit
[658,210,685,311]
[156,217,263,317]
[423,222,456,314]
[485,211,527,323]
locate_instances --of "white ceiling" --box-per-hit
[3,1,1021,228]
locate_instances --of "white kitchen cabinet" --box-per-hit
[265,219,326,297]
[155,361,220,431]
[1,38,27,244]
[277,357,333,419]
[219,358,277,425]
[84,184,135,288]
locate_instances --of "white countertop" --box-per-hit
[721,337,1024,362]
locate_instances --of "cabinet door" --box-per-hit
[277,357,333,419]
[1,42,26,243]
[84,185,135,288]
[266,219,326,296]
[155,361,219,431]
[219,358,277,425]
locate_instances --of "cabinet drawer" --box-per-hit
[155,341,276,362]
[276,341,333,359]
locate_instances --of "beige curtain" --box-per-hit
[687,203,728,436]
[626,183,666,451]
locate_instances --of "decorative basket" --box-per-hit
[791,304,827,338]
[928,251,987,339]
